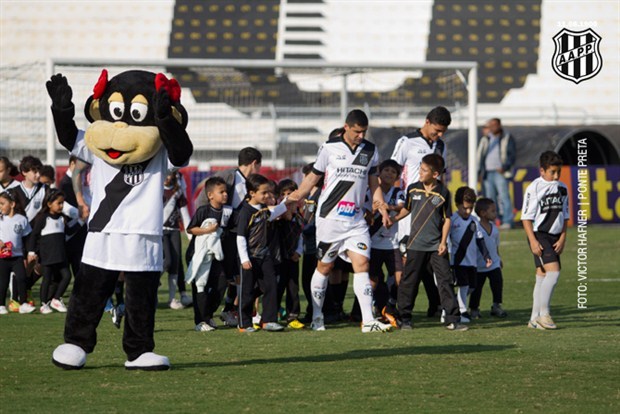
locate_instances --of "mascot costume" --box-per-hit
[46,70,192,370]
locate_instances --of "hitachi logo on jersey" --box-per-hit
[336,201,358,217]
[539,195,564,207]
[336,167,366,175]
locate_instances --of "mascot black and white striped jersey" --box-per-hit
[72,130,174,236]
[312,136,379,223]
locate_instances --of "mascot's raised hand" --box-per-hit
[48,69,192,372]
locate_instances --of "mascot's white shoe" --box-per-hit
[125,352,170,371]
[52,343,87,370]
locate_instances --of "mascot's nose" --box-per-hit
[113,122,129,129]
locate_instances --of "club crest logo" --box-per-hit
[123,164,145,186]
[552,28,602,84]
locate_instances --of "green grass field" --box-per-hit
[1,225,619,413]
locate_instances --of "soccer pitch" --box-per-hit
[1,225,618,413]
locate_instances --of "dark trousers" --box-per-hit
[66,225,87,277]
[0,257,27,305]
[238,255,277,328]
[63,263,159,361]
[301,253,317,317]
[398,250,460,324]
[40,262,71,303]
[192,260,228,325]
[276,258,301,318]
[469,268,504,309]
[163,230,186,293]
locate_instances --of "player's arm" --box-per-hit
[438,217,450,256]
[288,172,321,203]
[369,174,390,227]
[72,159,90,219]
[554,221,568,254]
[522,220,542,256]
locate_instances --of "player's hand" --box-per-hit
[286,191,302,204]
[241,261,252,270]
[153,88,171,119]
[485,258,492,268]
[46,74,73,110]
[78,204,90,220]
[291,252,300,262]
[438,242,447,256]
[27,253,37,264]
[530,241,543,257]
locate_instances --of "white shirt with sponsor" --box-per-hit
[449,213,484,267]
[0,213,31,257]
[314,136,379,223]
[72,130,175,271]
[477,221,501,272]
[521,177,569,235]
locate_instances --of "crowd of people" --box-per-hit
[0,106,568,333]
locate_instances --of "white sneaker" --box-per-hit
[440,309,446,323]
[0,306,8,315]
[195,322,215,332]
[19,302,36,314]
[125,352,170,371]
[311,316,326,331]
[361,319,393,333]
[50,298,67,313]
[252,313,262,325]
[180,293,193,307]
[169,298,183,310]
[40,302,53,314]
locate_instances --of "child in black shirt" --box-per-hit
[236,174,291,332]
[186,177,232,332]
[393,154,467,331]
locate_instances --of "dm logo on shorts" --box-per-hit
[123,164,145,186]
[356,242,368,251]
[552,28,602,84]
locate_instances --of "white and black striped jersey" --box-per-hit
[477,222,501,272]
[0,179,19,194]
[521,177,569,235]
[365,186,404,250]
[313,136,379,223]
[0,213,31,257]
[449,213,489,267]
[29,212,74,265]
[72,130,175,236]
[14,182,47,222]
[163,185,188,230]
[391,130,447,190]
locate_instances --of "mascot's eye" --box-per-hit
[109,102,125,120]
[130,102,148,122]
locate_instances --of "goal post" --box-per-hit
[35,58,477,187]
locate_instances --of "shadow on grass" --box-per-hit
[173,343,517,370]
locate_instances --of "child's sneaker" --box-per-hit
[311,316,325,331]
[536,314,557,329]
[207,318,218,329]
[445,322,469,331]
[252,313,262,325]
[223,311,239,327]
[104,298,114,313]
[460,312,471,323]
[287,319,305,329]
[39,302,53,314]
[112,304,125,329]
[262,322,285,332]
[180,293,192,307]
[195,322,215,332]
[8,299,20,313]
[361,319,393,333]
[470,309,482,319]
[490,304,508,318]
[238,326,257,333]
[169,298,183,310]
[527,320,546,330]
[50,298,67,313]
[381,306,400,328]
[0,306,8,315]
[19,302,36,314]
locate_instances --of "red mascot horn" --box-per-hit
[92,69,108,99]
[155,73,181,103]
